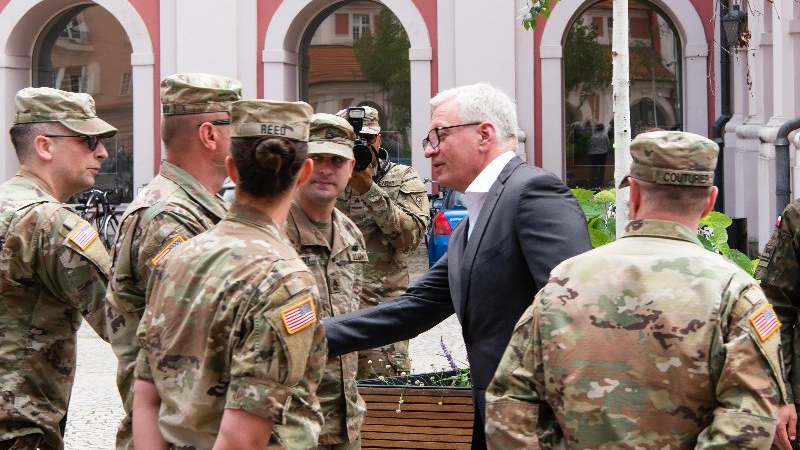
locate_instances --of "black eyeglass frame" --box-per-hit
[421,122,482,151]
[43,134,102,151]
[196,119,231,127]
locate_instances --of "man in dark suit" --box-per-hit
[324,82,591,450]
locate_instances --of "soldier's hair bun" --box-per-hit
[231,137,308,197]
[254,138,295,176]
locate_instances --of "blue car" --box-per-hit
[426,189,468,266]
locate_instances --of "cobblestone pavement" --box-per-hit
[65,245,466,449]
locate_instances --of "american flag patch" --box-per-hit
[68,222,99,250]
[281,298,317,334]
[750,304,781,342]
[150,236,185,265]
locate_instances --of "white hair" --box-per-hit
[430,83,518,143]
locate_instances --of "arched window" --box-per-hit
[563,0,682,190]
[33,5,134,202]
[299,1,412,165]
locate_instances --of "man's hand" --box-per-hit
[774,403,797,450]
[349,164,374,194]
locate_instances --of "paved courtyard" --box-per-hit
[64,246,467,449]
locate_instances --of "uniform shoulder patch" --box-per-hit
[150,235,185,265]
[750,303,781,342]
[280,297,317,335]
[68,221,99,250]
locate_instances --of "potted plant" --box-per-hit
[357,339,474,449]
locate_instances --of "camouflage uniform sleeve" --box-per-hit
[485,295,548,450]
[696,280,783,449]
[38,207,110,340]
[355,166,429,253]
[755,202,800,403]
[227,269,327,424]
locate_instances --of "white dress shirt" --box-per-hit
[461,151,516,239]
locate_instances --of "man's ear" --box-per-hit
[295,158,314,188]
[197,123,219,151]
[32,135,55,162]
[477,122,496,151]
[627,178,641,220]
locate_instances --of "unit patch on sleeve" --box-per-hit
[150,236,186,265]
[750,303,781,342]
[281,297,317,334]
[68,222,99,250]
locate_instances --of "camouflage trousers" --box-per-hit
[356,341,411,379]
[317,437,361,450]
[0,434,41,450]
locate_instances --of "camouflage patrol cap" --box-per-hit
[308,113,355,160]
[160,73,243,115]
[619,130,719,188]
[336,105,380,135]
[230,100,313,141]
[14,87,117,137]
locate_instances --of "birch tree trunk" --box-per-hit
[612,0,631,237]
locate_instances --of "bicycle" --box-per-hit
[74,188,120,249]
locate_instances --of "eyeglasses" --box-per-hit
[197,119,231,127]
[421,123,481,151]
[44,134,102,151]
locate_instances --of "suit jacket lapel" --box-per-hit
[458,157,523,317]
[447,217,468,317]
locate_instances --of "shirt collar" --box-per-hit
[465,151,516,194]
[621,219,702,246]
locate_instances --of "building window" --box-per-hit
[335,13,349,36]
[34,5,135,202]
[120,72,132,96]
[563,0,682,190]
[59,15,88,43]
[352,14,371,40]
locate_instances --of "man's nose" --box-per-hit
[95,142,109,160]
[423,143,436,159]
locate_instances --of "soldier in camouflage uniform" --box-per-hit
[0,87,116,450]
[285,113,368,449]
[133,100,325,450]
[105,73,242,450]
[335,106,429,378]
[486,131,785,450]
[755,197,800,450]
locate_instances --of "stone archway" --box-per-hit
[0,0,155,189]
[263,0,432,182]
[539,0,708,178]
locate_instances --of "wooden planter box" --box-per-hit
[358,371,474,450]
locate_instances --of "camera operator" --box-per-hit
[336,106,430,379]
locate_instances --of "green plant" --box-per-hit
[571,188,756,276]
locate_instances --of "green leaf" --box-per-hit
[727,250,756,276]
[588,228,613,248]
[571,188,594,201]
[580,201,606,221]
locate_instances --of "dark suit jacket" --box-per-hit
[325,156,592,449]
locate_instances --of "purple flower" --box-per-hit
[439,336,458,371]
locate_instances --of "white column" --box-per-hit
[0,54,31,181]
[682,43,709,135]
[539,45,564,178]
[436,0,456,92]
[131,52,155,193]
[515,0,535,164]
[262,50,298,101]
[409,47,432,183]
[727,47,749,216]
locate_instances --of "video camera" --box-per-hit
[343,107,375,172]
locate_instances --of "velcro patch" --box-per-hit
[280,297,317,335]
[68,222,99,250]
[750,303,781,342]
[150,236,185,265]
